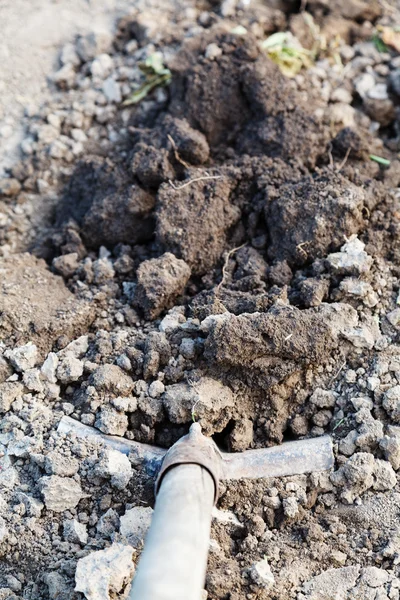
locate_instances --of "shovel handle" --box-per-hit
[128,463,215,600]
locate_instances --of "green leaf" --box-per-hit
[369,154,391,166]
[122,52,172,106]
[371,33,388,53]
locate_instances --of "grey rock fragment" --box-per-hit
[39,475,85,512]
[75,542,134,600]
[119,506,153,547]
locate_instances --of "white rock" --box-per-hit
[119,506,153,547]
[368,83,388,100]
[41,352,59,383]
[0,516,8,543]
[39,475,85,512]
[386,308,400,330]
[60,43,81,67]
[355,72,376,98]
[282,497,299,518]
[96,449,132,490]
[379,435,400,470]
[56,354,84,384]
[91,54,113,79]
[342,325,375,350]
[53,63,76,88]
[326,236,372,276]
[23,368,44,392]
[249,558,275,590]
[205,43,222,60]
[339,279,378,308]
[75,543,134,600]
[59,336,89,359]
[212,507,243,527]
[383,386,400,423]
[5,342,38,371]
[102,77,122,103]
[63,518,88,544]
[148,380,165,398]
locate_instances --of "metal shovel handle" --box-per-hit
[128,462,214,600]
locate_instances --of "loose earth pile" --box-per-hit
[1,0,400,598]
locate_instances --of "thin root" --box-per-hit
[169,175,222,191]
[336,147,351,172]
[216,243,247,295]
[167,134,191,169]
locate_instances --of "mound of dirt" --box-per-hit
[0,253,94,355]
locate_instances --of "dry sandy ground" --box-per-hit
[0,0,133,175]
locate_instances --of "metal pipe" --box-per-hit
[128,463,215,600]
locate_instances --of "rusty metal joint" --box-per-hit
[155,423,222,503]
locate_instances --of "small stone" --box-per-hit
[76,31,112,62]
[148,380,165,398]
[309,388,337,408]
[179,338,196,360]
[95,406,128,436]
[22,368,44,392]
[119,506,153,547]
[44,451,79,477]
[282,497,299,518]
[205,43,222,60]
[0,178,21,197]
[53,64,76,89]
[326,236,372,276]
[386,309,400,330]
[383,386,400,423]
[229,418,253,451]
[52,253,79,278]
[90,364,134,396]
[355,72,375,98]
[56,354,84,383]
[41,353,59,384]
[379,435,400,470]
[249,557,275,590]
[373,459,397,491]
[5,342,38,372]
[63,518,88,544]
[96,508,120,538]
[0,381,23,413]
[102,77,122,103]
[95,448,132,490]
[75,543,134,600]
[331,550,347,566]
[339,431,358,457]
[133,253,191,319]
[91,54,113,79]
[39,475,85,512]
[60,43,80,67]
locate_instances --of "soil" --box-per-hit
[1,0,400,598]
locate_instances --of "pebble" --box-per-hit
[249,558,275,590]
[56,354,84,384]
[119,506,153,547]
[205,43,222,60]
[102,77,122,103]
[39,475,85,512]
[63,518,88,544]
[95,448,132,490]
[5,343,38,372]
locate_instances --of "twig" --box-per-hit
[328,145,334,171]
[329,361,346,387]
[168,175,222,190]
[296,241,310,258]
[215,243,247,295]
[167,134,191,169]
[336,147,351,173]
